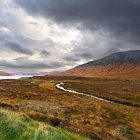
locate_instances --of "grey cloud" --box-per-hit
[63,52,95,63]
[63,52,98,64]
[0,20,7,28]
[13,0,140,44]
[0,0,140,72]
[0,27,11,41]
[76,52,95,60]
[63,55,80,62]
[40,50,50,57]
[63,32,139,64]
[4,40,33,55]
[0,57,64,69]
[0,32,10,41]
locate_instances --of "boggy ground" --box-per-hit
[63,78,140,107]
[0,77,140,140]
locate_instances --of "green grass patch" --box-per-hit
[120,125,134,139]
[0,109,88,140]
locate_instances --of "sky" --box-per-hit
[0,0,140,72]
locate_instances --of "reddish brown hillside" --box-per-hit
[58,50,140,80]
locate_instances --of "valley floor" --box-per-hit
[0,77,140,140]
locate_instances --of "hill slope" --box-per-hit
[0,71,9,76]
[59,50,140,80]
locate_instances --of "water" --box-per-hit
[56,83,111,103]
[0,75,34,80]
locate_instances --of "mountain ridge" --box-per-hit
[78,50,140,67]
[57,50,140,80]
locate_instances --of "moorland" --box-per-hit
[0,76,140,140]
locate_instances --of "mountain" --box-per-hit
[0,71,9,76]
[58,50,140,80]
[11,72,48,76]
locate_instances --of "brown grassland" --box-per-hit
[0,77,140,140]
[63,78,140,107]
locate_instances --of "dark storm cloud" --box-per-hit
[13,0,140,44]
[63,52,95,63]
[4,40,33,55]
[0,0,140,72]
[76,52,95,60]
[0,57,64,69]
[63,55,80,62]
[40,50,50,57]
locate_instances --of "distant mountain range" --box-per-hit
[0,71,48,76]
[10,72,48,76]
[58,50,140,80]
[0,71,9,76]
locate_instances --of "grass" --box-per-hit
[120,125,134,139]
[63,79,140,106]
[0,109,88,140]
[0,78,140,139]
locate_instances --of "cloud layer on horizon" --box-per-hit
[0,0,140,72]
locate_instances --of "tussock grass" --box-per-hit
[0,109,88,140]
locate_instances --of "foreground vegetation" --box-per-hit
[0,109,88,140]
[0,77,140,140]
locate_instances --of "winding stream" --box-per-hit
[56,82,140,108]
[56,82,111,102]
